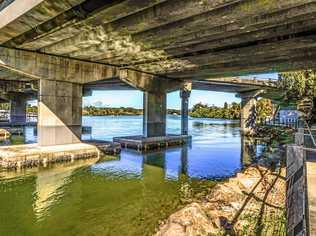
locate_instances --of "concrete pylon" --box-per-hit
[10,93,27,125]
[180,83,192,135]
[239,90,263,135]
[143,92,166,137]
[38,80,82,146]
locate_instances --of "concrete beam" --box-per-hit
[100,4,316,65]
[6,0,168,50]
[144,14,316,57]
[38,80,82,146]
[0,47,118,83]
[0,80,38,94]
[0,0,85,44]
[140,34,316,75]
[130,1,316,54]
[39,0,235,55]
[163,50,316,79]
[79,1,315,64]
[203,77,276,88]
[119,69,182,93]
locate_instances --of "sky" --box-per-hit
[83,73,279,109]
[28,73,278,108]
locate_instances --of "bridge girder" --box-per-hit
[0,0,315,80]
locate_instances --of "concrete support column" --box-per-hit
[10,93,27,125]
[180,83,191,135]
[240,90,262,135]
[143,92,166,137]
[38,80,82,146]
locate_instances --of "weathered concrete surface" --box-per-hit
[1,0,315,81]
[113,134,191,151]
[286,145,307,236]
[0,0,85,44]
[239,90,263,135]
[0,80,37,95]
[84,76,277,94]
[0,141,121,169]
[143,92,167,137]
[84,140,121,155]
[9,92,27,125]
[306,150,316,236]
[38,80,82,146]
[0,143,99,169]
[0,47,118,84]
[180,83,191,135]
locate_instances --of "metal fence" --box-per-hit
[0,111,37,123]
[259,118,299,129]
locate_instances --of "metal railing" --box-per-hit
[259,117,299,129]
[304,120,316,148]
[0,111,37,123]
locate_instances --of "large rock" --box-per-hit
[156,203,219,236]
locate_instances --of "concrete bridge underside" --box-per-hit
[0,0,315,146]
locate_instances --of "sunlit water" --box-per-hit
[0,116,265,235]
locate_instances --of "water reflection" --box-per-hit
[0,116,269,236]
[34,159,99,221]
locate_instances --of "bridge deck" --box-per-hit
[1,0,316,83]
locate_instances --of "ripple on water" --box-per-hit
[0,116,265,236]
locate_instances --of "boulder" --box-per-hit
[156,203,219,236]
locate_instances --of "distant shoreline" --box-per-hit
[82,107,180,116]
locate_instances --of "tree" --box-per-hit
[256,99,273,121]
[278,70,316,123]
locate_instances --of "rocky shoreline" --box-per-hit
[155,165,286,236]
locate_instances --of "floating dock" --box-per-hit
[84,140,121,155]
[0,141,121,169]
[113,134,191,151]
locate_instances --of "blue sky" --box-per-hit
[28,73,278,108]
[83,73,278,109]
[83,90,241,109]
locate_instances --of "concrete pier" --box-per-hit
[38,80,82,146]
[143,92,166,138]
[180,83,191,135]
[10,93,27,125]
[240,90,262,135]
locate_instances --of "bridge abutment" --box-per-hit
[38,80,82,146]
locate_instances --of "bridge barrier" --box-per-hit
[286,144,307,236]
